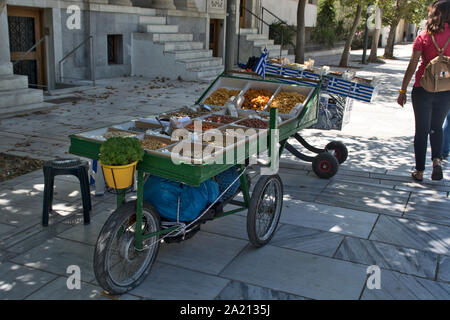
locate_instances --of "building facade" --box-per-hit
[0,0,318,97]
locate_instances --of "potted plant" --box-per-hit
[99,137,144,190]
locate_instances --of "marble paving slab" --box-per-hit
[279,199,378,238]
[335,237,438,279]
[437,256,450,282]
[25,277,109,300]
[220,245,367,300]
[0,261,57,300]
[201,214,249,240]
[216,280,306,300]
[316,182,410,216]
[270,224,344,257]
[129,262,229,300]
[361,269,450,300]
[157,231,248,275]
[10,237,96,282]
[370,216,450,256]
[404,193,450,226]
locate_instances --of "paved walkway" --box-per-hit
[0,44,449,300]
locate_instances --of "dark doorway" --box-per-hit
[8,5,46,88]
[209,19,219,57]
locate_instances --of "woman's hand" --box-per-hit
[397,92,407,107]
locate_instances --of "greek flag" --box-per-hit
[254,48,268,79]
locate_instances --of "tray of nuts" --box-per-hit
[141,135,173,151]
[161,105,222,120]
[241,88,275,111]
[203,88,242,106]
[270,91,307,114]
[198,77,249,106]
[184,121,223,131]
[236,118,269,129]
[203,114,241,124]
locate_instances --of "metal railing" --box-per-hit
[238,6,285,64]
[261,6,287,35]
[13,34,52,93]
[58,36,96,86]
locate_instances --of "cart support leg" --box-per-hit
[116,189,126,208]
[285,142,316,162]
[294,133,324,154]
[134,169,144,250]
[239,164,250,208]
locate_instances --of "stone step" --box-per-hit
[142,24,179,33]
[0,63,13,75]
[138,16,166,25]
[164,41,203,52]
[153,33,193,42]
[239,28,258,35]
[245,33,270,41]
[188,65,224,79]
[166,49,213,60]
[181,57,223,69]
[0,88,43,108]
[268,49,289,58]
[0,102,55,119]
[0,74,29,92]
[252,39,274,47]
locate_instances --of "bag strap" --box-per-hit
[431,35,450,56]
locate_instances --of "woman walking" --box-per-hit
[397,0,450,181]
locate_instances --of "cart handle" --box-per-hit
[225,69,321,84]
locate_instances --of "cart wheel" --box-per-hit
[325,141,348,164]
[312,152,339,179]
[247,174,283,247]
[94,200,160,295]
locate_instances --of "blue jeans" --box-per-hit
[411,87,450,171]
[443,112,450,157]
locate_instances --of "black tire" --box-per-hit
[325,141,348,164]
[93,200,160,295]
[247,174,283,247]
[312,152,339,179]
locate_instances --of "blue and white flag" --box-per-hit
[254,47,268,79]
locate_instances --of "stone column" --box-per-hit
[0,5,12,75]
[151,0,176,9]
[174,0,198,11]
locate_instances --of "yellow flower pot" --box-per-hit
[100,161,137,190]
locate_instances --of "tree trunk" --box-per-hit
[368,28,381,63]
[383,18,400,58]
[339,3,363,67]
[295,0,307,64]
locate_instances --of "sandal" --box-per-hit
[411,171,424,182]
[431,163,443,181]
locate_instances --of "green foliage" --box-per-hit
[99,137,144,166]
[269,21,297,49]
[312,0,337,46]
[381,0,429,27]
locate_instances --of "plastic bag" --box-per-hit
[143,176,219,222]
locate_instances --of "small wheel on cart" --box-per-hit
[94,200,160,295]
[247,174,283,247]
[325,141,348,164]
[312,152,339,179]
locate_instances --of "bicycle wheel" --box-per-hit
[94,200,160,295]
[247,174,283,247]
